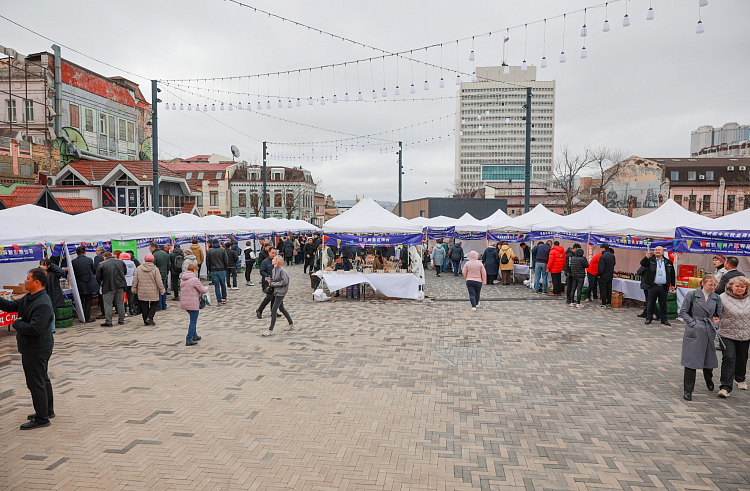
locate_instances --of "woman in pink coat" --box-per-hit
[180,264,209,346]
[462,250,487,311]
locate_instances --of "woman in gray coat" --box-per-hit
[431,242,446,277]
[679,275,722,401]
[262,255,295,337]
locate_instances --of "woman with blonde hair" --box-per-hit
[717,275,750,397]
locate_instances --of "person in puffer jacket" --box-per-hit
[180,264,209,346]
[546,241,566,296]
[567,249,589,307]
[717,275,750,397]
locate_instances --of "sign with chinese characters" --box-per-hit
[0,244,44,263]
[324,233,423,247]
[589,235,674,251]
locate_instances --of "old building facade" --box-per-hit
[229,165,316,220]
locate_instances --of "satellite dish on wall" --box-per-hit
[230,145,240,160]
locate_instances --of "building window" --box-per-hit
[274,193,282,207]
[688,171,696,181]
[727,195,736,211]
[673,195,682,206]
[705,170,714,180]
[99,113,107,135]
[84,108,94,132]
[70,104,79,128]
[24,100,34,122]
[185,172,192,179]
[5,100,17,122]
[238,192,246,207]
[688,195,697,211]
[127,121,135,142]
[197,172,204,180]
[118,118,127,140]
[745,198,750,210]
[210,191,218,206]
[215,172,223,179]
[702,195,711,212]
[251,193,259,208]
[482,165,526,181]
[108,115,115,138]
[197,195,203,206]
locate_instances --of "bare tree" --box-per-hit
[446,178,483,198]
[588,146,627,206]
[552,146,593,214]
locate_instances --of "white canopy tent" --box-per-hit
[72,208,174,240]
[452,212,486,233]
[533,200,631,233]
[678,207,750,232]
[478,209,510,227]
[592,199,711,237]
[0,204,107,244]
[323,198,423,234]
[488,204,560,232]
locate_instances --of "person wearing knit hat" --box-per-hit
[713,255,727,284]
[144,253,155,262]
[132,253,165,325]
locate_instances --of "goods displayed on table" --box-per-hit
[615,271,642,281]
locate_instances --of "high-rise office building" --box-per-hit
[691,122,750,156]
[455,66,555,185]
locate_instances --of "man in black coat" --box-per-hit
[0,268,55,429]
[564,244,581,304]
[715,256,744,295]
[93,245,106,317]
[95,252,127,326]
[303,238,316,274]
[256,247,278,319]
[283,237,295,266]
[169,244,184,300]
[597,245,617,308]
[71,246,98,323]
[640,245,676,325]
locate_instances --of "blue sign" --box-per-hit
[174,236,207,247]
[136,237,172,248]
[426,227,455,239]
[487,232,530,243]
[589,234,674,251]
[324,233,423,247]
[0,244,44,264]
[51,242,111,256]
[676,227,750,242]
[455,231,487,240]
[675,238,750,256]
[527,231,590,243]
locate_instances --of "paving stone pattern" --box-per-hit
[1,265,750,490]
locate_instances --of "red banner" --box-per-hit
[0,311,18,327]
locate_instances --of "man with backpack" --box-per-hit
[169,244,185,301]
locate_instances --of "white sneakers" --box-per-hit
[718,389,730,398]
[576,304,584,308]
[738,381,747,390]
[570,302,576,307]
[471,307,477,312]
[476,302,480,308]
[261,329,274,337]
[283,324,296,331]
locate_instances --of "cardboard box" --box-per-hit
[3,284,27,295]
[676,277,690,288]
[679,265,696,278]
[688,277,703,289]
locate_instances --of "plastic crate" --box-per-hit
[55,306,73,320]
[63,298,73,307]
[55,318,73,329]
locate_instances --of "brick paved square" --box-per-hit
[2,264,749,490]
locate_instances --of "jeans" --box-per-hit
[22,350,53,424]
[466,280,482,307]
[212,270,227,303]
[684,367,713,392]
[139,300,158,324]
[187,310,199,342]
[646,284,669,321]
[269,295,292,331]
[158,277,168,310]
[640,287,660,318]
[102,288,125,324]
[534,262,548,293]
[452,260,461,276]
[569,276,585,304]
[226,267,237,288]
[599,279,613,306]
[551,272,562,295]
[720,338,750,393]
[586,272,598,300]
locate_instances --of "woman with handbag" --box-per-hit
[717,276,750,397]
[132,253,165,326]
[180,264,209,346]
[262,255,295,337]
[679,275,722,401]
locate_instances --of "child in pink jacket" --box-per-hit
[180,264,209,346]
[462,251,487,311]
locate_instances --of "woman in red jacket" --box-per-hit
[546,241,566,295]
[586,250,601,301]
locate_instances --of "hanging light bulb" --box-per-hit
[477,114,481,120]
[256,101,261,110]
[172,103,176,110]
[204,104,208,111]
[581,46,588,58]
[238,102,243,110]
[452,128,455,134]
[229,103,234,111]
[603,19,611,32]
[439,78,445,88]
[345,147,348,153]
[559,51,566,63]
[211,103,216,111]
[521,60,527,71]
[456,74,462,85]
[395,86,400,95]
[333,94,338,103]
[358,91,364,101]
[696,20,705,33]
[647,7,654,20]
[410,84,415,94]
[503,64,510,75]
[478,125,482,131]
[266,101,271,109]
[371,89,377,99]
[439,136,442,143]
[287,99,292,108]
[382,88,387,97]
[432,137,435,144]
[471,72,477,82]
[165,102,169,110]
[277,99,282,108]
[296,98,301,107]
[187,103,192,111]
[623,14,630,27]
[699,0,708,6]
[320,97,326,105]
[179,102,184,110]
[345,92,350,101]
[469,50,475,61]
[459,130,463,136]
[220,103,225,110]
[505,117,510,123]
[581,25,588,37]
[308,96,313,105]
[424,80,429,90]
[447,133,451,140]
[541,56,548,68]
[380,148,383,154]
[486,109,490,115]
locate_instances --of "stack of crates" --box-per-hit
[55,299,74,329]
[666,291,679,320]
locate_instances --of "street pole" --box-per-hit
[524,87,532,214]
[262,141,268,218]
[151,80,160,213]
[398,141,403,217]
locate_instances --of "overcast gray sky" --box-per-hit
[3,1,749,202]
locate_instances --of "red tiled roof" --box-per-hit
[7,185,46,206]
[0,195,17,207]
[57,197,94,214]
[164,162,234,171]
[65,161,181,182]
[182,155,211,162]
[182,202,196,214]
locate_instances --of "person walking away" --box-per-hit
[206,239,229,305]
[224,242,239,290]
[189,239,204,277]
[95,252,127,327]
[519,242,531,265]
[586,248,601,302]
[450,241,464,276]
[169,244,184,301]
[679,275,722,401]
[499,242,516,285]
[229,237,241,271]
[119,253,137,315]
[546,241,566,296]
[0,268,54,430]
[181,248,198,278]
[262,255,296,336]
[256,247,278,318]
[715,256,744,295]
[640,245,675,325]
[712,255,727,284]
[132,254,165,326]
[597,245,617,308]
[462,251,487,311]
[564,244,580,303]
[71,246,98,323]
[568,249,589,308]
[149,242,170,311]
[717,276,750,397]
[303,238,316,274]
[180,263,209,346]
[441,240,449,273]
[39,259,65,333]
[482,243,500,285]
[283,237,294,266]
[432,241,446,277]
[244,241,256,286]
[531,241,551,294]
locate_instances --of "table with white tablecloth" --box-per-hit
[612,278,646,302]
[513,264,530,275]
[316,271,420,300]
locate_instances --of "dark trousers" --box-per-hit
[646,284,669,321]
[139,300,158,324]
[269,295,292,331]
[570,276,585,304]
[258,287,274,314]
[452,260,461,275]
[435,264,442,275]
[285,255,292,266]
[226,267,237,288]
[245,261,254,282]
[171,271,180,297]
[304,257,314,274]
[78,291,93,320]
[501,271,512,284]
[22,350,53,423]
[599,279,613,306]
[640,287,660,318]
[466,280,482,307]
[684,367,714,392]
[487,274,498,285]
[197,262,204,277]
[587,272,598,299]
[720,338,750,392]
[551,272,562,294]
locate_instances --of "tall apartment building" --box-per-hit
[691,122,750,156]
[455,66,555,185]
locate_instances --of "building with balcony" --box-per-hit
[229,165,316,220]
